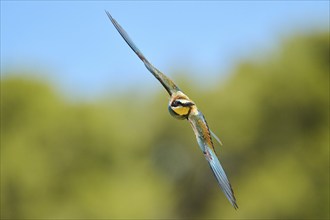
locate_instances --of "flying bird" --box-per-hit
[106,11,238,209]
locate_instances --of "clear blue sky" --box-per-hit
[1,1,329,99]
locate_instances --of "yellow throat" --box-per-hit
[173,106,190,116]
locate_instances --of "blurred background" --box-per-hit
[1,1,329,219]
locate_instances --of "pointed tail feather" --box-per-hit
[210,129,223,146]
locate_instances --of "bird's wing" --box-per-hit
[105,11,180,96]
[188,110,238,209]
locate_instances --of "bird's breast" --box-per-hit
[172,106,190,116]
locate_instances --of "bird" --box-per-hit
[105,11,238,209]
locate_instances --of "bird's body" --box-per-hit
[106,11,238,209]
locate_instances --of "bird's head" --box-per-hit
[168,92,195,120]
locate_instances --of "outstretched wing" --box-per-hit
[105,11,180,96]
[188,110,238,209]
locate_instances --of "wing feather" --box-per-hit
[188,110,238,209]
[207,148,238,209]
[105,11,180,96]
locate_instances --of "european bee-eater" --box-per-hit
[106,11,238,209]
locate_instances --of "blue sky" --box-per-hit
[1,1,329,99]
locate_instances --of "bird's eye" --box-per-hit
[171,100,181,107]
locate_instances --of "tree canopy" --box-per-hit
[1,31,329,219]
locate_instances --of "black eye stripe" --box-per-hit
[171,99,194,107]
[171,100,181,107]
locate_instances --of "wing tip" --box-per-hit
[207,148,238,209]
[225,182,239,210]
[230,190,239,210]
[105,10,112,20]
[233,202,239,210]
[227,181,238,209]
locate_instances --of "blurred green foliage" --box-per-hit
[1,32,329,219]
